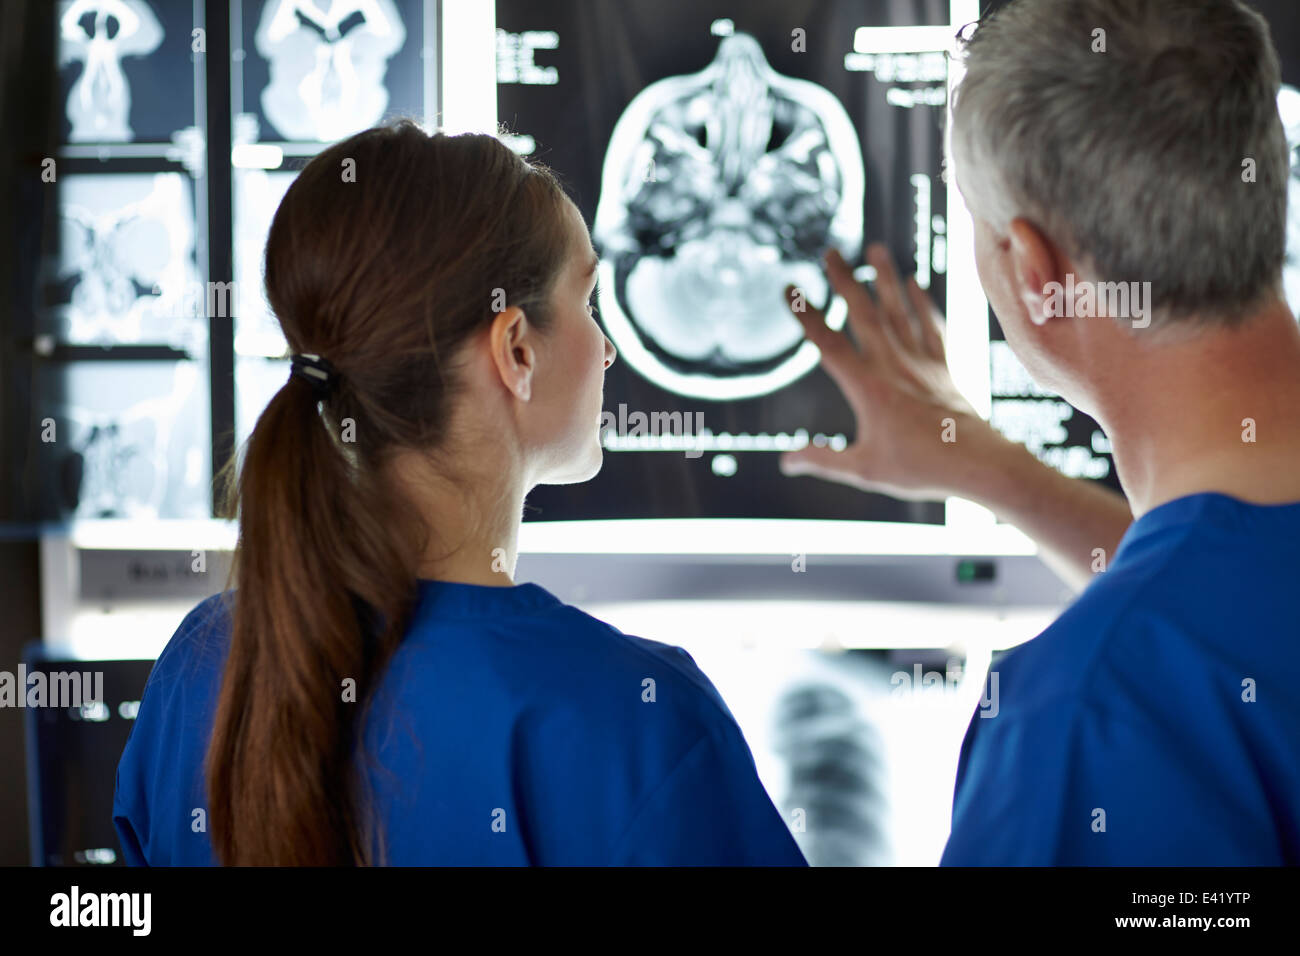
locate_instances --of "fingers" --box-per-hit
[904,276,948,361]
[786,243,942,408]
[784,286,869,401]
[823,248,894,360]
[778,445,863,489]
[865,244,920,350]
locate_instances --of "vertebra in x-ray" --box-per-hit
[57,173,203,349]
[1278,85,1300,317]
[59,0,163,142]
[593,33,864,400]
[255,0,406,143]
[772,682,887,867]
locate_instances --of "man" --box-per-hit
[782,0,1300,864]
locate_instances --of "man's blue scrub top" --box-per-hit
[943,493,1300,865]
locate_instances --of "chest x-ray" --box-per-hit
[607,625,980,865]
[233,168,298,358]
[593,33,864,400]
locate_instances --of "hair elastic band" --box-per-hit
[289,353,339,397]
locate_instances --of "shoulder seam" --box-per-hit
[607,732,710,863]
[545,605,739,727]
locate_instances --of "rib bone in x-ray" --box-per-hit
[593,34,864,400]
[59,0,163,142]
[255,0,406,142]
[772,682,888,867]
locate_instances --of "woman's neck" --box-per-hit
[385,448,525,587]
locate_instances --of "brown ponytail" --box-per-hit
[208,121,572,865]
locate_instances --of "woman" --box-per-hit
[112,120,807,866]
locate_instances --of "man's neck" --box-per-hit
[1095,300,1300,517]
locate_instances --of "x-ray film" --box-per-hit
[52,172,206,352]
[619,625,980,865]
[592,31,865,400]
[33,359,211,521]
[236,0,427,143]
[498,0,951,523]
[57,0,195,144]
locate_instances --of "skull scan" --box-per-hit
[52,361,207,520]
[593,34,865,400]
[255,0,406,143]
[58,173,203,349]
[59,0,163,143]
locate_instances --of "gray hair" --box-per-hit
[951,0,1288,326]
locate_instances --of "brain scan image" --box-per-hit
[593,33,865,400]
[254,0,406,142]
[59,0,163,142]
[496,2,947,525]
[44,361,209,520]
[56,173,204,350]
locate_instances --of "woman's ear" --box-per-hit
[488,305,536,401]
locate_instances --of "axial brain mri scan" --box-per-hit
[593,32,864,400]
[496,1,950,524]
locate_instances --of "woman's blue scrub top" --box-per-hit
[113,579,808,866]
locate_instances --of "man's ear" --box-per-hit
[1007,218,1064,327]
[488,305,536,402]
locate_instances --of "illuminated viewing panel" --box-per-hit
[484,0,978,535]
